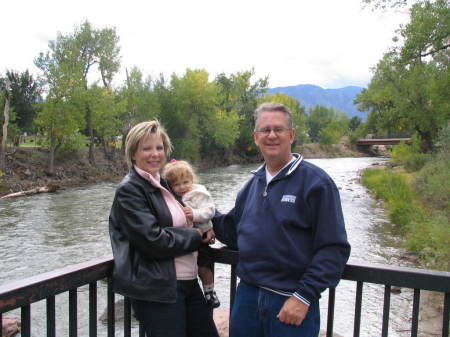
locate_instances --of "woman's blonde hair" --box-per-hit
[125,120,173,169]
[162,160,198,185]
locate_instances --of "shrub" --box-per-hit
[391,135,431,172]
[363,166,449,271]
[406,212,450,270]
[59,133,89,154]
[404,152,432,171]
[415,153,450,210]
[362,168,415,228]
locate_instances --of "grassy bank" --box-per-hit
[361,135,449,271]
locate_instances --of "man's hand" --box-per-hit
[202,228,215,243]
[183,206,194,220]
[277,296,309,326]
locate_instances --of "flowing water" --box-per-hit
[0,157,420,336]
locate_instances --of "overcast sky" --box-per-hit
[1,0,409,89]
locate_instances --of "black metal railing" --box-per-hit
[1,248,449,337]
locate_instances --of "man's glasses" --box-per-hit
[255,127,292,136]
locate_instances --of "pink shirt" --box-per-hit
[134,166,198,280]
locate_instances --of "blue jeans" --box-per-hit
[133,279,219,337]
[230,282,320,337]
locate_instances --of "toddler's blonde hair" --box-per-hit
[163,160,198,185]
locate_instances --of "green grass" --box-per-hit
[362,167,449,271]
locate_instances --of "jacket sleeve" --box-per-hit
[295,181,351,304]
[190,192,216,224]
[212,208,238,249]
[112,182,202,260]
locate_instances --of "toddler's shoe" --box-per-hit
[205,290,220,308]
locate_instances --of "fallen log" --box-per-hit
[0,184,59,199]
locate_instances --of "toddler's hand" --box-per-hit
[183,206,194,220]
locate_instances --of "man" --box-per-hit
[213,102,350,337]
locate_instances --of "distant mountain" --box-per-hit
[268,84,368,120]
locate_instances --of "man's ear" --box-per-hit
[290,128,296,144]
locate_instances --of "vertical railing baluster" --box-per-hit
[326,287,336,337]
[381,285,391,337]
[139,321,146,337]
[442,292,449,337]
[107,278,115,337]
[229,263,238,328]
[47,295,56,337]
[230,264,237,311]
[353,281,363,337]
[69,288,78,337]
[411,289,420,337]
[89,282,97,337]
[21,304,31,337]
[124,297,131,337]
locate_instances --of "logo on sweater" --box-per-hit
[281,195,296,203]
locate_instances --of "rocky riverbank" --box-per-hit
[0,142,373,198]
[1,147,127,197]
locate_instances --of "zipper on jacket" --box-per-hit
[262,184,268,197]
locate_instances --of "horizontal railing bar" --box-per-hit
[211,248,450,292]
[342,261,450,292]
[0,256,112,313]
[1,249,450,315]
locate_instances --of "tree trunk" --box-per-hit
[417,128,433,153]
[1,81,10,172]
[101,137,110,160]
[87,105,95,164]
[49,132,56,175]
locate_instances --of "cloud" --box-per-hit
[1,0,409,89]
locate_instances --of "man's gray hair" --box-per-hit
[254,102,294,129]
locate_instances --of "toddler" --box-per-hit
[163,160,220,308]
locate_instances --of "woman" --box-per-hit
[109,120,219,337]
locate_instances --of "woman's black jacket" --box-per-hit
[109,168,202,303]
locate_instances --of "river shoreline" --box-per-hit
[1,143,376,197]
[1,156,445,336]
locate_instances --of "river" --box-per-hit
[0,157,419,336]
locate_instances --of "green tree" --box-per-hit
[215,70,268,157]
[35,36,87,173]
[167,69,218,160]
[362,0,409,10]
[37,21,121,164]
[72,21,121,163]
[307,106,350,145]
[349,116,363,132]
[6,70,42,140]
[88,85,123,159]
[356,0,449,151]
[258,93,309,144]
[118,67,160,149]
[306,105,335,142]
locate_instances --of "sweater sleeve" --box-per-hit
[295,181,351,304]
[190,192,216,224]
[212,208,239,249]
[112,182,202,260]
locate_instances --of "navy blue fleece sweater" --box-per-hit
[213,154,350,304]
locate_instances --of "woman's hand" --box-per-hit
[183,206,194,220]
